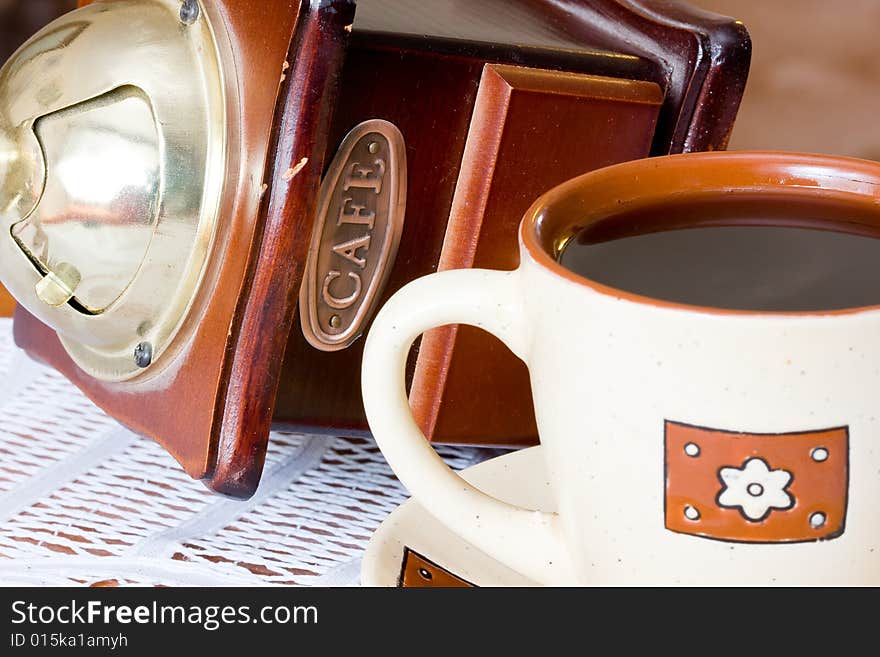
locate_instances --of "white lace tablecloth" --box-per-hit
[0,319,494,586]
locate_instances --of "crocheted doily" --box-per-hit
[0,319,496,586]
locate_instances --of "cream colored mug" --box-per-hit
[361,152,880,585]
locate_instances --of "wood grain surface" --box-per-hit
[209,0,356,496]
[273,0,748,449]
[272,25,662,439]
[410,66,661,446]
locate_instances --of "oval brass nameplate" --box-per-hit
[300,119,407,351]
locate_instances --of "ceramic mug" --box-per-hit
[361,152,880,585]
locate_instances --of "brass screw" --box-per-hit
[329,314,342,329]
[368,141,379,154]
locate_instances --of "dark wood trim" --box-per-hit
[208,0,356,496]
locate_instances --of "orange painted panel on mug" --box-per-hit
[398,548,475,588]
[665,421,848,543]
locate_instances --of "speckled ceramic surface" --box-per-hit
[362,447,569,587]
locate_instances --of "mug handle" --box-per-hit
[361,268,571,585]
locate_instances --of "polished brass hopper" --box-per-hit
[0,0,231,381]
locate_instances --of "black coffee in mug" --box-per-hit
[559,225,880,312]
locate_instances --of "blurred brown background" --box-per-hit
[0,0,76,61]
[698,0,880,159]
[0,0,875,317]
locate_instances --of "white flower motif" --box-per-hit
[717,457,794,521]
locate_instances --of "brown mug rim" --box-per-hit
[520,151,880,317]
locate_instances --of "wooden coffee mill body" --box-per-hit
[8,0,750,497]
